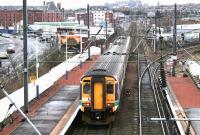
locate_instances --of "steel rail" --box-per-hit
[138,53,171,135]
[150,64,167,135]
[152,65,171,134]
[142,43,166,135]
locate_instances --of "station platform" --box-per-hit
[167,76,200,134]
[0,56,98,135]
[12,85,79,135]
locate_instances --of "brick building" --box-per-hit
[75,12,93,26]
[0,2,64,28]
[105,11,113,27]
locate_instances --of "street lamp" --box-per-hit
[35,37,39,80]
[65,35,68,61]
[35,37,40,98]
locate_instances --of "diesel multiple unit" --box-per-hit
[80,36,131,124]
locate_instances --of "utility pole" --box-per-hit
[172,3,177,76]
[145,16,147,32]
[105,16,108,49]
[42,1,45,22]
[173,3,177,55]
[35,38,39,98]
[87,4,90,60]
[158,11,161,35]
[65,36,68,61]
[23,0,29,113]
[154,11,157,53]
[35,38,39,80]
[157,11,162,53]
[113,19,116,33]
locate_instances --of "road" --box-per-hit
[0,36,51,72]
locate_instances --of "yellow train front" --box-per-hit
[80,36,130,124]
[80,71,119,124]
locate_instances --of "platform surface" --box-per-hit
[168,76,200,134]
[11,85,79,135]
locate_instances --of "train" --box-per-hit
[80,36,131,124]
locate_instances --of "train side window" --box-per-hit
[83,82,91,94]
[107,83,114,94]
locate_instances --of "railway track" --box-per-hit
[66,106,112,135]
[68,122,111,135]
[66,22,182,135]
[137,37,181,135]
[67,23,139,135]
[109,36,139,135]
[138,42,166,135]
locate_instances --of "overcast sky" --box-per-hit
[0,0,199,9]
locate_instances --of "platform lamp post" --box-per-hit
[66,35,68,61]
[87,4,90,60]
[105,12,108,49]
[35,37,39,81]
[35,37,39,98]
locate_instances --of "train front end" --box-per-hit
[80,74,119,124]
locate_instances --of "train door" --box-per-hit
[93,82,103,110]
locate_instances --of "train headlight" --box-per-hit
[107,103,114,107]
[83,103,90,107]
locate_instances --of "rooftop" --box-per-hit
[0,1,60,12]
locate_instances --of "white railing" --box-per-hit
[0,46,101,123]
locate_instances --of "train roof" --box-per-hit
[83,36,130,79]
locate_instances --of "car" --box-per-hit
[7,44,15,54]
[2,34,11,38]
[0,51,8,59]
[17,35,23,40]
